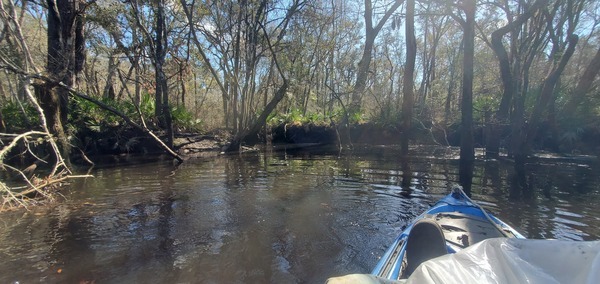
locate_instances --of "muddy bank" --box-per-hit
[72,127,230,163]
[269,123,435,146]
[31,121,593,166]
[270,122,600,156]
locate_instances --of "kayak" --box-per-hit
[371,187,525,280]
[327,187,600,284]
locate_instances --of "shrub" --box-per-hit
[1,100,39,132]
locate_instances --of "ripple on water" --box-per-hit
[0,150,598,283]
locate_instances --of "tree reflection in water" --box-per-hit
[0,147,598,283]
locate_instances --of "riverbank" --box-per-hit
[71,122,600,163]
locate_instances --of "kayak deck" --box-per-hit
[432,212,510,250]
[372,188,524,280]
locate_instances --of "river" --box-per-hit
[1,146,599,283]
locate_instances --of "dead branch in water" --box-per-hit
[0,65,178,210]
[0,129,93,210]
[0,1,87,210]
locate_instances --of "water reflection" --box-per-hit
[0,147,598,283]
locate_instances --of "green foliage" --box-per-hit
[70,96,126,131]
[69,93,148,131]
[473,94,499,123]
[138,93,156,118]
[69,92,203,133]
[171,104,202,131]
[1,100,39,132]
[267,108,328,126]
[371,105,401,127]
[349,110,365,124]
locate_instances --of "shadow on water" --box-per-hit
[0,145,598,283]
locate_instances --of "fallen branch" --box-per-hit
[0,182,28,210]
[64,85,183,162]
[0,64,183,162]
[12,174,92,198]
[0,5,83,210]
[0,131,48,161]
[1,160,93,209]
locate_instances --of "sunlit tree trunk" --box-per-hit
[349,0,403,117]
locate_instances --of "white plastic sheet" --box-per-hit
[326,238,600,284]
[406,238,600,284]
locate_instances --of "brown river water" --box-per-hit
[1,146,599,283]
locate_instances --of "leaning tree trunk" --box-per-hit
[349,0,403,116]
[561,45,600,116]
[226,80,289,152]
[526,34,578,150]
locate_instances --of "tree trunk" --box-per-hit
[0,100,5,132]
[444,42,460,126]
[103,51,118,100]
[486,0,548,158]
[350,0,403,116]
[458,0,476,196]
[36,84,70,162]
[180,74,186,107]
[561,45,600,115]
[154,0,173,147]
[226,80,289,152]
[526,34,578,149]
[350,34,374,115]
[401,0,416,156]
[43,0,86,162]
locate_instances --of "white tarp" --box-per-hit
[407,238,600,284]
[327,238,600,284]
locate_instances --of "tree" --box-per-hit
[561,45,600,115]
[0,0,89,208]
[349,0,403,116]
[453,0,476,195]
[525,0,584,152]
[127,0,175,146]
[416,4,451,115]
[485,0,548,158]
[401,0,416,156]
[39,0,86,163]
[181,0,304,151]
[153,0,174,147]
[225,0,304,151]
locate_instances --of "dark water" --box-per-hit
[1,146,599,283]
